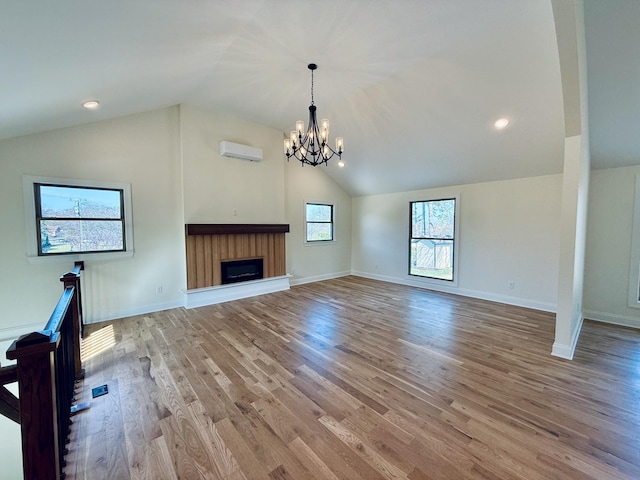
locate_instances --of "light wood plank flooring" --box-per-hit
[64,276,640,479]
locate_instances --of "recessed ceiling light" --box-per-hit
[82,100,100,109]
[494,118,509,129]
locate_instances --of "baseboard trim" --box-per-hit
[551,315,584,360]
[289,271,351,286]
[583,310,640,329]
[84,299,184,325]
[184,275,291,309]
[350,271,556,313]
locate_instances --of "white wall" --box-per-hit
[179,102,354,288]
[0,103,300,336]
[180,104,285,224]
[285,161,352,283]
[0,107,186,333]
[0,102,355,332]
[352,174,563,311]
[584,165,640,328]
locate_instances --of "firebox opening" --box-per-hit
[221,258,264,285]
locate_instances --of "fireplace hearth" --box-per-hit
[221,258,264,285]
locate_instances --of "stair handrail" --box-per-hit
[4,260,85,480]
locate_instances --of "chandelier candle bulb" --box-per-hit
[296,121,304,135]
[336,137,344,153]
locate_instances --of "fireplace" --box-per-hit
[221,258,264,285]
[185,224,288,289]
[184,224,289,307]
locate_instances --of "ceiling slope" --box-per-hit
[0,1,586,196]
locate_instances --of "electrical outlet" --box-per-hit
[156,285,163,295]
[508,281,515,289]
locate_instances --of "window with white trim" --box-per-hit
[409,198,457,281]
[23,175,134,259]
[305,202,334,242]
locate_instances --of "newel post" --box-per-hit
[6,331,61,480]
[60,261,84,378]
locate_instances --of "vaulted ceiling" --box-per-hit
[1,1,637,196]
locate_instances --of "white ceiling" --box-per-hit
[0,1,636,197]
[584,0,640,170]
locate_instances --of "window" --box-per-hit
[409,198,456,281]
[305,202,334,242]
[23,175,133,259]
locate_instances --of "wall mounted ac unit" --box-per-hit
[219,141,263,162]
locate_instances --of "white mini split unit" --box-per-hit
[219,141,263,162]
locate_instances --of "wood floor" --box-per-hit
[64,276,640,480]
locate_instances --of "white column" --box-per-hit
[551,0,590,359]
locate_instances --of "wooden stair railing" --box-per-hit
[4,261,84,480]
[0,363,19,423]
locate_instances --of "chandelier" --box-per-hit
[284,63,344,166]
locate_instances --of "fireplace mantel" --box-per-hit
[186,224,290,236]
